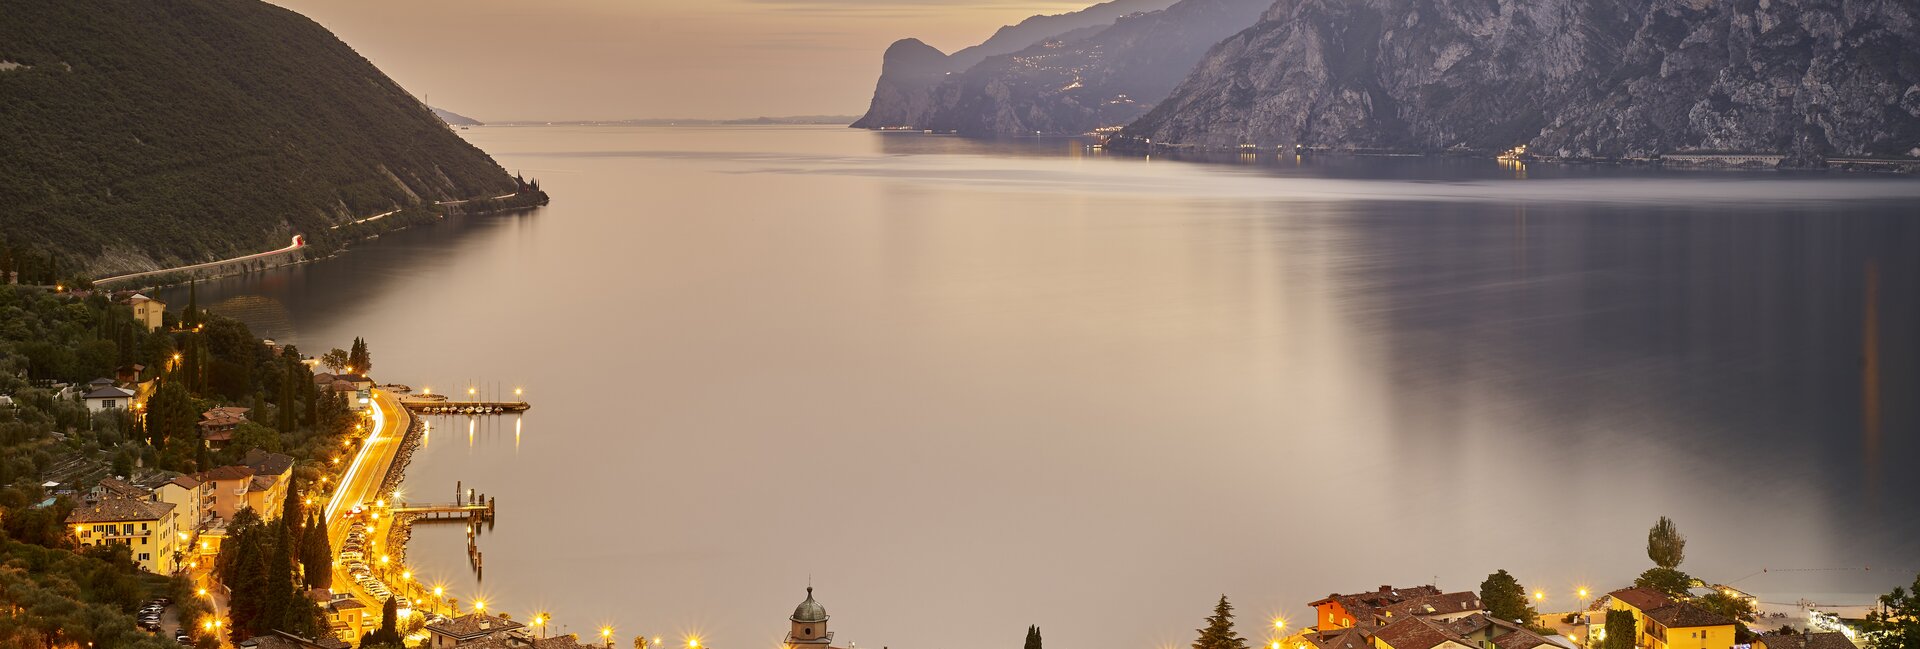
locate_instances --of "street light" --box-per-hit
[475,599,486,613]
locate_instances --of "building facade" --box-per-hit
[68,497,180,574]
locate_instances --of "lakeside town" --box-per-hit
[0,281,1914,649]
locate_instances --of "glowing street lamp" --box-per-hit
[475,599,486,613]
[1577,587,1590,599]
[685,636,698,649]
[1275,618,1287,631]
[1533,590,1546,602]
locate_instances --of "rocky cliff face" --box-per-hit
[1123,0,1920,160]
[920,0,1273,136]
[850,39,952,129]
[860,0,1244,133]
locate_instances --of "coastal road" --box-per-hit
[323,389,411,622]
[94,235,305,286]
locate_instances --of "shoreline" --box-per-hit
[94,190,550,291]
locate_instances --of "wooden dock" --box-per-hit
[391,501,496,523]
[399,400,530,414]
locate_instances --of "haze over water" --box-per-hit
[174,126,1919,649]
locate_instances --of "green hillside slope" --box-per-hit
[0,0,523,276]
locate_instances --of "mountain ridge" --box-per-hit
[1120,0,1920,161]
[0,0,527,276]
[852,0,1265,136]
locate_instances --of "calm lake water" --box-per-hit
[171,126,1919,649]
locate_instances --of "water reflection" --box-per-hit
[165,126,1919,649]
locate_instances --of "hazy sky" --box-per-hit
[267,0,1092,121]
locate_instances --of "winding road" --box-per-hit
[94,235,305,287]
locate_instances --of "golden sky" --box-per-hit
[268,0,1092,121]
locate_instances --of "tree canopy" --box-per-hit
[1481,570,1540,624]
[1861,572,1920,649]
[1648,516,1686,570]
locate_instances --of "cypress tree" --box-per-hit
[184,279,198,326]
[347,337,371,374]
[278,358,297,432]
[1194,596,1247,649]
[301,511,332,589]
[1025,625,1043,649]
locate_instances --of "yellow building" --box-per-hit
[68,497,181,574]
[124,294,167,331]
[1606,588,1735,649]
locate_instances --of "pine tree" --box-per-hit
[1194,596,1248,649]
[1025,625,1043,649]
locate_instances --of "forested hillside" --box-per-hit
[0,0,522,277]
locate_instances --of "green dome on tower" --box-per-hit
[791,587,829,623]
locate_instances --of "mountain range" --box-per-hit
[855,0,1920,162]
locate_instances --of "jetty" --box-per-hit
[391,501,496,523]
[399,400,530,414]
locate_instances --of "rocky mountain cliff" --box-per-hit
[1122,0,1920,160]
[0,0,525,275]
[917,0,1273,136]
[851,0,1191,131]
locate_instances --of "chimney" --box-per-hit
[1380,585,1393,594]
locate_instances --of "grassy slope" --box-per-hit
[0,0,519,275]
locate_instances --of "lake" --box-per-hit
[169,125,1920,649]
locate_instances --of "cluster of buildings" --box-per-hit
[404,587,845,649]
[1292,584,1856,649]
[313,372,375,411]
[1301,585,1562,649]
[418,613,602,649]
[65,447,297,574]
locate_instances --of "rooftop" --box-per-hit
[82,386,136,399]
[1642,602,1735,628]
[1373,617,1468,649]
[425,613,526,640]
[1492,629,1555,649]
[1757,633,1858,649]
[66,497,174,523]
[202,465,256,482]
[1383,592,1483,619]
[1609,587,1675,613]
[243,448,296,476]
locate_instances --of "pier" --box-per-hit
[391,501,496,523]
[400,400,530,414]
